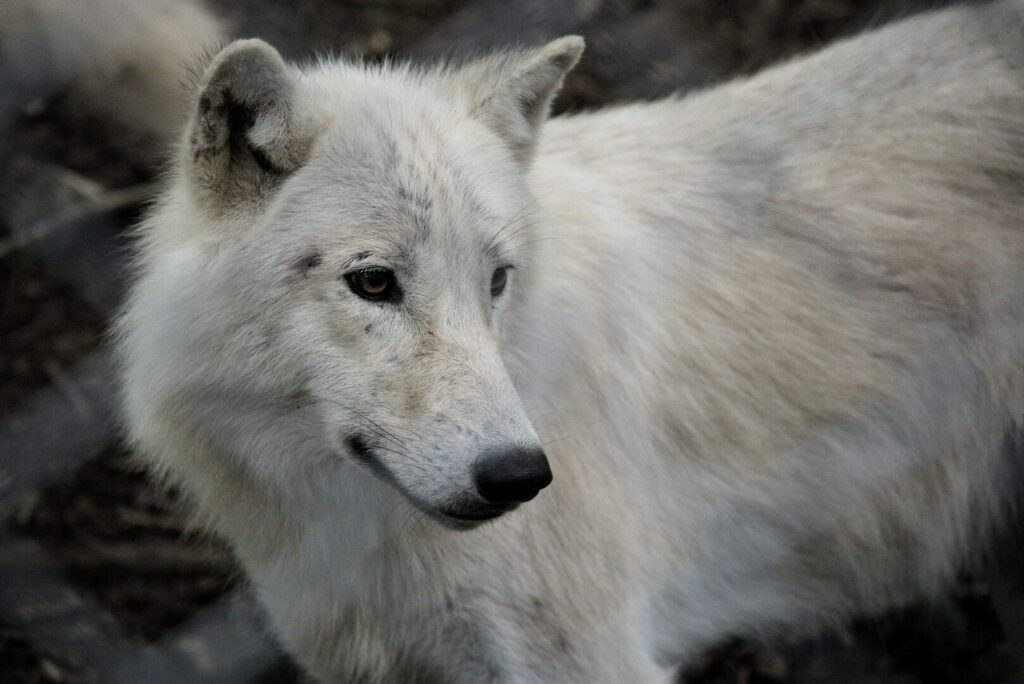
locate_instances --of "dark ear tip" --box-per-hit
[202,39,287,89]
[211,38,282,65]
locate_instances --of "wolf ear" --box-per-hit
[188,39,318,204]
[457,36,584,164]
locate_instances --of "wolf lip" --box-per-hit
[345,435,395,482]
[433,505,515,530]
[345,434,374,461]
[442,505,515,522]
[344,436,513,527]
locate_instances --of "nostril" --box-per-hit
[473,447,552,505]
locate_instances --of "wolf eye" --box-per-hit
[490,266,510,298]
[345,267,401,303]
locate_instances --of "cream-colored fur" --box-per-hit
[119,1,1024,681]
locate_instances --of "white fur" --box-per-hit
[120,2,1024,681]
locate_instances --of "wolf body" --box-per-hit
[120,1,1024,681]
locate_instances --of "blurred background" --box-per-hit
[1,0,1022,682]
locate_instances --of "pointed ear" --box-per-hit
[457,36,584,164]
[187,39,318,205]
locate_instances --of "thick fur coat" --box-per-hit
[120,1,1024,680]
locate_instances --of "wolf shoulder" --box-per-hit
[536,0,1024,188]
[529,0,1024,296]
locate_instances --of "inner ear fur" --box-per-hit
[188,39,318,204]
[457,36,584,164]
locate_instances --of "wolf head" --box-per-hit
[121,37,583,529]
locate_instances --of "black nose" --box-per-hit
[473,447,552,505]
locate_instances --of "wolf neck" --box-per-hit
[180,423,416,625]
[247,459,412,599]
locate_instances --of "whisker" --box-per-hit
[395,507,426,545]
[488,219,543,257]
[309,393,418,449]
[503,235,566,255]
[485,200,542,258]
[540,434,570,449]
[489,199,539,245]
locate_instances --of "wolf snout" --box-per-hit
[473,447,552,505]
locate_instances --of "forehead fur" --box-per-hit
[266,60,531,250]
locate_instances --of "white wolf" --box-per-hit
[119,0,1024,681]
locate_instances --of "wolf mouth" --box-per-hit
[344,435,513,528]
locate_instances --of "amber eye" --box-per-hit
[490,266,510,298]
[345,267,401,303]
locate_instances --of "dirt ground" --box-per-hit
[0,243,104,417]
[1,1,1021,683]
